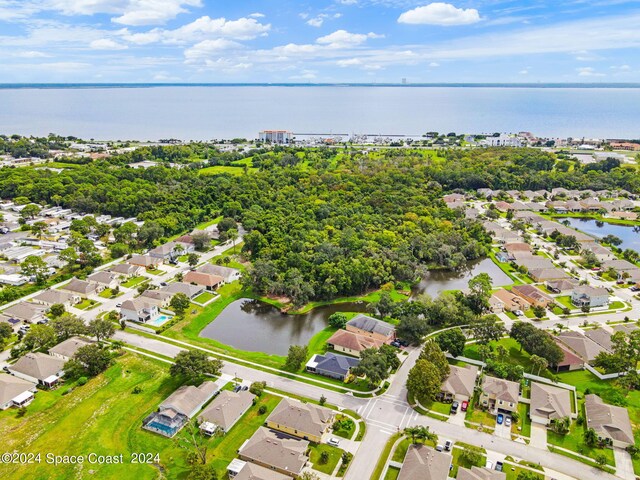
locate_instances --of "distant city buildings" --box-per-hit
[258,130,293,144]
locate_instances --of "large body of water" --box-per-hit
[1,86,639,140]
[563,218,640,252]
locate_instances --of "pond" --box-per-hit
[199,298,368,355]
[412,257,512,297]
[562,217,640,253]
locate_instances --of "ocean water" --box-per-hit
[0,85,638,140]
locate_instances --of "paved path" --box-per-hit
[614,447,635,480]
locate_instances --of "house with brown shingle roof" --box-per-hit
[183,270,223,291]
[48,336,94,361]
[2,301,47,323]
[230,461,292,480]
[556,330,607,364]
[198,390,255,434]
[440,365,478,402]
[553,340,584,371]
[479,376,519,414]
[511,284,553,308]
[457,466,506,480]
[266,398,334,443]
[529,382,572,425]
[326,329,384,357]
[397,444,452,480]
[238,427,309,478]
[490,289,530,313]
[585,394,634,448]
[32,289,81,308]
[0,374,37,410]
[127,254,163,268]
[61,277,99,296]
[7,352,65,388]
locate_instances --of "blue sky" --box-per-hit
[0,0,638,83]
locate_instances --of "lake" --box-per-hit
[562,217,640,252]
[1,86,639,140]
[199,298,367,356]
[412,257,512,297]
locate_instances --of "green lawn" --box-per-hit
[609,300,625,310]
[331,414,356,439]
[145,267,164,276]
[555,295,576,310]
[384,466,400,480]
[76,298,100,310]
[0,353,188,480]
[451,444,486,477]
[98,288,123,299]
[371,433,402,480]
[121,276,148,288]
[193,291,216,304]
[513,404,531,438]
[309,443,343,475]
[198,165,257,176]
[194,216,223,230]
[308,326,338,357]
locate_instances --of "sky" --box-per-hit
[0,0,639,83]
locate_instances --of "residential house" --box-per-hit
[494,201,513,212]
[511,285,554,308]
[554,341,585,371]
[609,211,638,221]
[87,271,119,290]
[161,282,204,299]
[108,263,145,278]
[457,466,506,480]
[440,365,478,402]
[479,376,519,414]
[127,254,163,268]
[120,298,159,323]
[529,382,572,425]
[48,336,94,362]
[443,193,465,203]
[238,427,309,478]
[32,289,80,308]
[183,270,223,291]
[545,279,579,294]
[584,328,613,351]
[528,268,572,283]
[142,381,219,437]
[490,289,530,313]
[326,329,384,357]
[198,390,255,435]
[2,301,47,324]
[227,460,291,480]
[305,352,360,382]
[148,242,177,261]
[266,398,334,443]
[581,244,616,263]
[397,445,452,480]
[556,331,607,365]
[61,278,99,296]
[0,374,37,410]
[346,314,395,343]
[513,257,554,272]
[8,352,65,388]
[198,263,241,284]
[571,286,609,308]
[612,323,638,334]
[584,394,634,448]
[139,290,173,308]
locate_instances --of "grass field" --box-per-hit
[309,443,343,474]
[76,298,100,310]
[198,165,257,176]
[193,291,216,304]
[384,466,400,480]
[99,288,123,299]
[121,276,148,288]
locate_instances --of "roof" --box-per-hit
[511,284,553,303]
[239,427,308,475]
[198,390,255,430]
[546,279,578,292]
[160,381,219,418]
[87,271,118,285]
[481,376,519,404]
[62,278,95,295]
[441,365,478,398]
[308,352,360,377]
[491,289,529,308]
[572,286,608,298]
[347,314,395,337]
[127,255,161,267]
[530,382,571,421]
[583,328,613,351]
[554,340,584,367]
[32,289,76,305]
[2,301,46,321]
[234,462,292,480]
[183,270,223,288]
[198,263,240,278]
[398,445,452,480]
[140,290,173,302]
[149,242,176,256]
[557,331,607,362]
[267,398,334,438]
[121,297,157,313]
[161,282,203,297]
[0,374,35,406]
[585,394,634,445]
[48,336,93,359]
[457,466,506,480]
[109,263,142,275]
[327,329,384,352]
[503,243,531,253]
[602,259,637,271]
[528,268,571,281]
[513,257,554,270]
[9,353,65,381]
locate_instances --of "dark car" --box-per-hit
[233,385,242,393]
[450,401,459,414]
[397,339,409,347]
[495,461,504,472]
[160,282,168,287]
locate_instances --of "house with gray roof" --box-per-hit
[108,263,144,278]
[557,330,608,364]
[585,394,634,448]
[198,263,241,284]
[238,427,309,478]
[32,289,80,308]
[227,460,292,480]
[346,314,395,343]
[148,242,177,261]
[199,389,255,435]
[583,328,613,351]
[440,364,478,401]
[8,352,65,388]
[139,289,173,308]
[48,336,94,361]
[0,374,37,410]
[398,444,452,480]
[305,352,360,381]
[127,254,163,268]
[2,301,47,323]
[571,286,609,308]
[87,271,119,290]
[266,398,334,443]
[480,376,519,414]
[120,298,159,323]
[160,282,204,299]
[530,382,572,425]
[61,277,99,296]
[457,466,506,480]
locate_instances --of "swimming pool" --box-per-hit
[147,314,172,327]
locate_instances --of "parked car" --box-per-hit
[397,339,409,347]
[241,385,248,391]
[450,401,459,414]
[497,413,504,425]
[160,282,168,287]
[233,385,242,393]
[630,286,639,292]
[461,400,469,412]
[513,310,524,317]
[116,303,122,308]
[444,440,452,451]
[435,445,444,452]
[390,340,401,348]
[328,438,340,447]
[495,461,504,472]
[505,416,511,427]
[485,461,493,470]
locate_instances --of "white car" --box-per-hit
[513,310,524,316]
[328,438,340,447]
[485,461,493,470]
[505,416,512,427]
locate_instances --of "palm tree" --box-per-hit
[404,426,421,444]
[228,228,239,253]
[529,355,548,376]
[416,426,438,444]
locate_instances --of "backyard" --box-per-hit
[121,276,148,288]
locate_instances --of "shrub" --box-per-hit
[258,405,267,415]
[77,376,88,386]
[132,386,143,394]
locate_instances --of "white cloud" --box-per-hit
[306,13,342,28]
[429,62,440,67]
[577,67,605,77]
[89,38,128,50]
[248,12,265,18]
[316,30,383,48]
[12,50,50,58]
[184,38,243,61]
[167,16,271,42]
[610,64,631,70]
[336,58,362,66]
[336,0,358,4]
[398,3,481,26]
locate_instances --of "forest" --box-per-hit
[1,144,638,304]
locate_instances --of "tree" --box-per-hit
[23,324,56,350]
[187,253,199,267]
[464,273,493,314]
[406,359,442,401]
[109,243,129,259]
[59,247,78,268]
[419,341,450,381]
[396,315,429,345]
[529,354,548,376]
[459,446,484,466]
[227,228,239,252]
[532,305,546,318]
[550,416,570,435]
[0,322,13,346]
[602,234,623,246]
[176,419,211,470]
[319,394,327,406]
[284,345,308,371]
[171,293,191,315]
[352,348,392,387]
[170,350,222,382]
[49,303,66,318]
[435,328,466,357]
[21,255,50,284]
[471,316,506,345]
[319,450,329,464]
[20,203,41,219]
[328,313,348,329]
[50,313,86,341]
[87,318,115,343]
[249,381,266,396]
[300,472,321,480]
[595,453,608,467]
[65,344,113,377]
[191,231,211,251]
[516,472,543,480]
[584,427,598,447]
[187,464,218,480]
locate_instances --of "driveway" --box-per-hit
[494,416,511,439]
[448,411,465,426]
[614,447,635,480]
[529,422,548,449]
